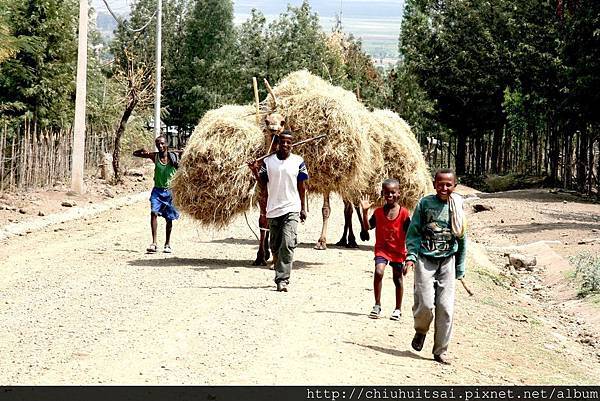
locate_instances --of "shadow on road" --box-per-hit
[206,237,374,252]
[185,285,273,290]
[312,310,364,317]
[128,257,324,270]
[345,341,430,361]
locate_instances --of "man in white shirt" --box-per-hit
[249,130,309,292]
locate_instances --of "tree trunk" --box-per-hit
[455,133,466,176]
[577,127,588,192]
[503,128,512,173]
[112,97,138,183]
[549,124,559,183]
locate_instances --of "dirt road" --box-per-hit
[0,191,599,384]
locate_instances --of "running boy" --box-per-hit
[133,135,180,254]
[405,168,467,365]
[359,179,411,320]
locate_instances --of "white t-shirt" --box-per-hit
[259,153,309,218]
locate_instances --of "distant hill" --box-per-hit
[91,0,404,58]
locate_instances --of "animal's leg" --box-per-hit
[335,200,352,246]
[252,217,269,266]
[314,192,330,250]
[346,203,359,248]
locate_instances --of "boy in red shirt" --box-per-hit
[360,179,411,320]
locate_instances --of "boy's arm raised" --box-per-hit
[132,149,155,161]
[359,195,374,231]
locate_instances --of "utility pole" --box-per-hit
[71,0,88,194]
[154,0,162,138]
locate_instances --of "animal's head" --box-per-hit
[265,113,285,135]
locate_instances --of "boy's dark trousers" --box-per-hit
[268,212,299,284]
[412,254,456,356]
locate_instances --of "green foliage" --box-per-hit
[230,9,270,104]
[337,34,389,109]
[265,1,341,85]
[388,61,440,143]
[0,0,20,63]
[0,0,78,126]
[173,0,236,127]
[570,252,600,297]
[162,0,192,130]
[399,0,510,172]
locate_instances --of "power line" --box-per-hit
[101,0,156,33]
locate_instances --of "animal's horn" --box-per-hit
[263,78,277,108]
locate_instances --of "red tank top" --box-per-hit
[374,206,410,262]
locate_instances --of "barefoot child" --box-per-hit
[360,179,411,320]
[133,135,180,254]
[405,168,467,365]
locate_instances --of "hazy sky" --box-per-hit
[91,0,404,57]
[91,0,405,20]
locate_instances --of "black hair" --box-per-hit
[279,130,293,138]
[155,135,168,145]
[434,168,456,182]
[382,178,400,188]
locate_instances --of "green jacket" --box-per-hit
[405,194,467,278]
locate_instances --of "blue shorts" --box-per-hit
[374,256,404,270]
[150,187,179,221]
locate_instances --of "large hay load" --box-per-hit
[171,105,263,228]
[172,71,432,231]
[266,70,372,201]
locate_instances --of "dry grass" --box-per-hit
[266,70,372,201]
[372,110,433,209]
[171,105,263,228]
[173,72,432,228]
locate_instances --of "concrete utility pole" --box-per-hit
[71,0,88,194]
[154,0,162,138]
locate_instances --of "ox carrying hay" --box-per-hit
[171,105,264,228]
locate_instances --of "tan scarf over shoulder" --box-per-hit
[449,193,465,238]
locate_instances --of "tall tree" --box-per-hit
[399,0,510,174]
[231,8,270,104]
[175,0,236,128]
[0,0,78,126]
[266,1,342,84]
[161,0,190,132]
[109,0,158,181]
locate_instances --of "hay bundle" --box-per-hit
[369,109,433,209]
[171,105,264,227]
[267,70,372,200]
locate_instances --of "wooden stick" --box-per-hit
[252,77,260,125]
[241,134,327,168]
[459,278,474,296]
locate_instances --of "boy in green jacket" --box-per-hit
[404,168,467,365]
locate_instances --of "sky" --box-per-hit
[91,0,405,17]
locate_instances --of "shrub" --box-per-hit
[569,252,600,297]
